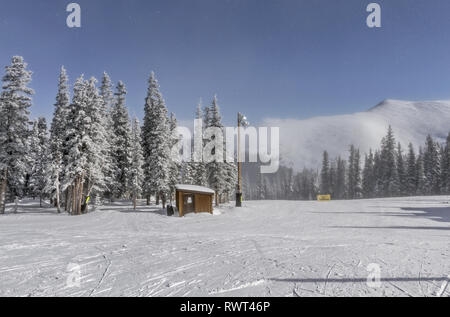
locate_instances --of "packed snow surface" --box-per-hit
[264,99,450,170]
[0,197,449,297]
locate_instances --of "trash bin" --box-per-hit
[166,204,174,216]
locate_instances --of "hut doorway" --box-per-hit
[183,194,195,214]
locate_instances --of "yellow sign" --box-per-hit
[86,196,90,204]
[317,195,331,201]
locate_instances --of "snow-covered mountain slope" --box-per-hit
[264,100,450,170]
[1,197,449,297]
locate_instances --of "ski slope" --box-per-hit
[0,197,449,297]
[264,99,450,170]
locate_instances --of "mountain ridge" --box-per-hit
[263,99,450,170]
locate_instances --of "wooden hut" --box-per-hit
[175,184,215,217]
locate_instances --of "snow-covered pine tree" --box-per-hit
[29,118,49,207]
[63,76,106,215]
[224,161,237,202]
[442,133,450,193]
[110,81,132,199]
[362,150,375,198]
[205,95,227,206]
[333,157,346,199]
[193,101,207,186]
[0,56,34,213]
[182,160,195,184]
[62,76,87,215]
[329,160,336,198]
[129,118,144,210]
[168,112,181,202]
[100,72,114,112]
[396,142,407,196]
[423,135,441,195]
[347,145,361,199]
[46,66,70,213]
[257,172,267,200]
[406,143,417,195]
[141,72,171,207]
[379,126,399,197]
[99,72,116,199]
[439,144,448,194]
[320,150,331,195]
[223,127,237,202]
[416,147,426,195]
[83,77,109,210]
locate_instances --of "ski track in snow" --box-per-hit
[0,196,449,297]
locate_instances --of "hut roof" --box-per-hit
[175,184,215,195]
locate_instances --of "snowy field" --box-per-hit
[0,196,449,297]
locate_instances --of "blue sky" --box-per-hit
[1,0,450,125]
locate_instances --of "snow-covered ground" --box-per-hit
[0,196,449,297]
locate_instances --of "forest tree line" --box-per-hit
[250,126,450,201]
[0,56,237,215]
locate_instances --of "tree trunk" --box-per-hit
[13,197,18,213]
[72,182,77,216]
[77,178,83,215]
[0,168,8,214]
[55,170,61,213]
[156,194,160,206]
[133,192,137,210]
[64,188,69,212]
[83,177,91,214]
[215,191,219,207]
[146,195,150,205]
[161,194,166,209]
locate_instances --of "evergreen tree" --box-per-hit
[258,172,267,200]
[362,150,375,198]
[406,143,417,195]
[62,76,88,214]
[62,76,108,214]
[329,160,336,197]
[99,72,115,198]
[46,66,70,212]
[193,101,207,186]
[347,145,361,199]
[320,151,331,195]
[168,112,181,202]
[205,95,227,205]
[81,77,109,211]
[141,72,171,207]
[380,126,399,196]
[0,56,34,213]
[29,118,49,207]
[396,143,407,196]
[442,133,450,193]
[333,157,346,199]
[110,81,132,198]
[182,160,195,185]
[416,148,426,195]
[423,135,441,195]
[100,72,114,111]
[439,142,448,194]
[129,118,144,210]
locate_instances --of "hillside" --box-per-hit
[264,100,450,170]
